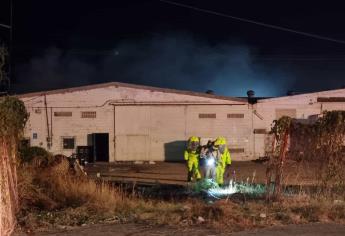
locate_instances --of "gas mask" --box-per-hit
[189,141,199,152]
[218,145,226,154]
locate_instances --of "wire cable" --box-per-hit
[158,0,345,45]
[0,23,11,29]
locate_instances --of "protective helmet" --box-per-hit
[214,137,227,154]
[188,136,200,152]
[214,137,227,146]
[189,136,200,143]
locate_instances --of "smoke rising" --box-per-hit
[15,34,295,97]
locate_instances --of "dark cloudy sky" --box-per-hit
[1,0,345,96]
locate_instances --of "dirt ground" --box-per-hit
[16,223,345,236]
[232,223,345,236]
[85,160,318,186]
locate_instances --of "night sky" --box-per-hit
[1,0,345,96]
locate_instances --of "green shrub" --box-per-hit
[19,146,52,166]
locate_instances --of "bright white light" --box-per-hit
[206,158,215,166]
[207,180,238,197]
[206,179,267,198]
[208,186,238,197]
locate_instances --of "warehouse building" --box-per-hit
[252,88,345,157]
[18,82,345,162]
[19,82,253,161]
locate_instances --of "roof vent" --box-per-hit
[287,90,296,96]
[205,90,215,95]
[247,90,255,98]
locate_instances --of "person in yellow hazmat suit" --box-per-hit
[184,136,201,182]
[214,137,231,185]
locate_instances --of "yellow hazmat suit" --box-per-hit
[214,137,231,185]
[184,136,201,181]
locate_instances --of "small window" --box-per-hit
[254,129,267,134]
[199,113,216,118]
[81,111,96,118]
[62,137,75,149]
[229,148,245,153]
[317,97,345,102]
[54,111,72,117]
[227,113,244,118]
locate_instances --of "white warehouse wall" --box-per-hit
[19,83,345,162]
[19,82,252,161]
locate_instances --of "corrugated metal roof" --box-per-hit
[16,81,247,103]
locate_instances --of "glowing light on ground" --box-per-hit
[205,180,267,199]
[207,180,238,198]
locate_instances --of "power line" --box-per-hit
[0,23,11,29]
[158,0,345,45]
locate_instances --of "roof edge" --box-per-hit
[258,88,345,103]
[16,81,247,103]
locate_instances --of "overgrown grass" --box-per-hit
[16,159,345,233]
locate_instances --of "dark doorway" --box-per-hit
[88,133,109,162]
[164,140,186,162]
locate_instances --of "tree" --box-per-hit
[266,116,291,201]
[0,46,9,93]
[0,46,28,236]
